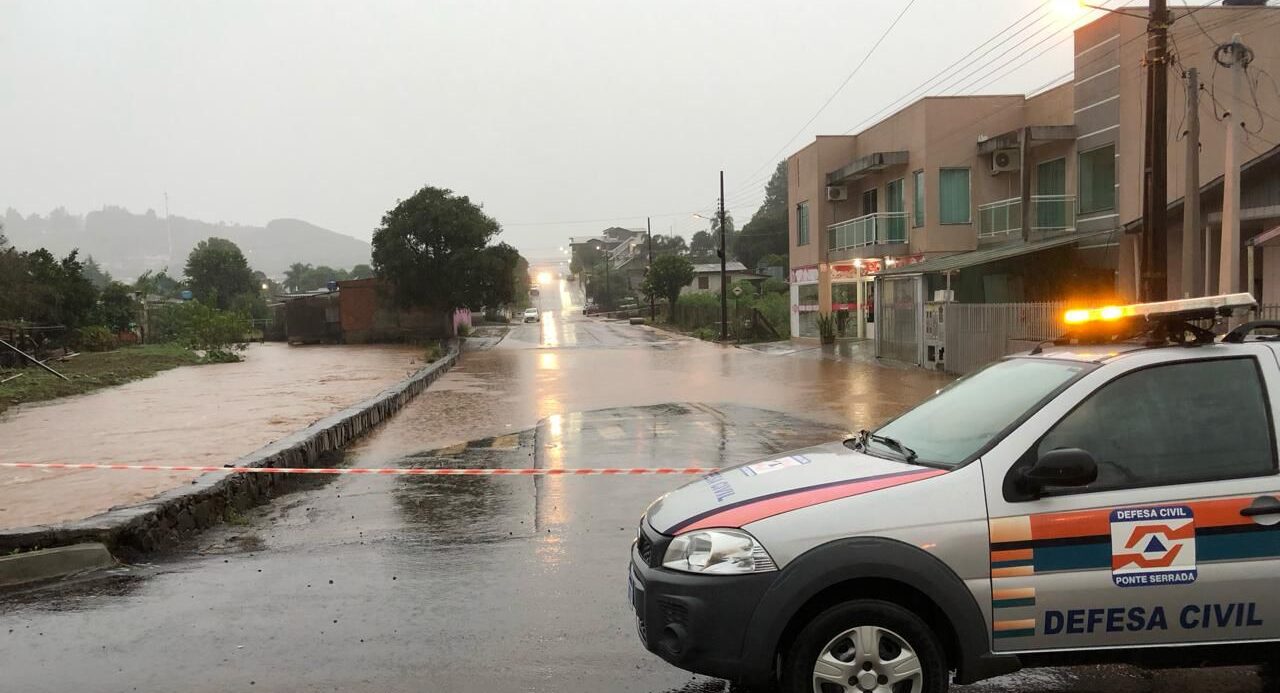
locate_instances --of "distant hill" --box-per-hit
[1,206,371,279]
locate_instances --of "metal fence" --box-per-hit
[941,302,1280,377]
[878,276,921,364]
[1258,304,1280,320]
[942,302,1065,376]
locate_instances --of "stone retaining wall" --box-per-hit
[0,344,459,558]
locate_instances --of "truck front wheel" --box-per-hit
[781,599,948,693]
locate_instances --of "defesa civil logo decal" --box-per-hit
[1110,505,1197,587]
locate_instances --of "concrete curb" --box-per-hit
[0,543,117,588]
[0,344,459,559]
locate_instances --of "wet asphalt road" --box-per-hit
[0,280,1271,692]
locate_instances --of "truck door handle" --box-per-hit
[1240,496,1280,517]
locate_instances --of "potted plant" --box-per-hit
[816,312,836,345]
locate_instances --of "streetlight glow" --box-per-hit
[536,271,553,285]
[1053,0,1085,21]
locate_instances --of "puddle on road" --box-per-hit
[344,334,948,470]
[0,343,426,529]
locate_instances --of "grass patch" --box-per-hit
[423,342,445,363]
[0,344,202,417]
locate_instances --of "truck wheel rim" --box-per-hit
[812,624,923,693]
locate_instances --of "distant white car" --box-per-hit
[523,308,540,323]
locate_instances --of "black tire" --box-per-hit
[781,599,948,693]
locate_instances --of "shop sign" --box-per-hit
[790,265,819,283]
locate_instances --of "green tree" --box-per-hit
[81,255,113,289]
[17,249,100,328]
[348,263,374,279]
[641,254,694,319]
[689,230,717,259]
[94,281,137,331]
[184,237,257,310]
[732,161,789,271]
[371,186,505,331]
[284,262,311,292]
[650,234,688,257]
[134,268,183,299]
[585,264,629,310]
[469,242,526,310]
[570,243,603,277]
[177,302,251,362]
[253,270,280,296]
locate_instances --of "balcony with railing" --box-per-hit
[977,195,1076,239]
[828,212,909,251]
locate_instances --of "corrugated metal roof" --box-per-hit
[877,229,1116,276]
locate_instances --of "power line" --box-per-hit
[732,0,919,191]
[838,2,1055,135]
[721,3,1054,204]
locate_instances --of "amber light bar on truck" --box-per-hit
[1063,293,1256,326]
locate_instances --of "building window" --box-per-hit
[796,202,810,246]
[1078,144,1116,214]
[862,188,878,216]
[697,276,709,290]
[939,168,971,224]
[912,170,924,227]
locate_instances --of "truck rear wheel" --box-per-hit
[781,599,947,693]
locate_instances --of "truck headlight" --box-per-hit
[662,528,777,574]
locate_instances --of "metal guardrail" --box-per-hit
[977,195,1076,238]
[828,212,908,251]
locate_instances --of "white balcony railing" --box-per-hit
[828,212,909,251]
[978,195,1077,238]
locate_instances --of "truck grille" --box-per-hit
[637,530,653,564]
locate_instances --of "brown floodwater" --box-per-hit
[0,343,425,529]
[348,279,951,469]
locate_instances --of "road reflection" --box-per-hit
[541,309,559,347]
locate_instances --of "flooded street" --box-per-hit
[0,281,1270,692]
[0,343,425,529]
[349,278,949,468]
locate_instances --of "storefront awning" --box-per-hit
[877,229,1116,276]
[826,151,909,186]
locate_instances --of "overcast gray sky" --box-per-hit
[2,0,1086,262]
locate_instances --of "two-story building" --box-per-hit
[788,4,1280,366]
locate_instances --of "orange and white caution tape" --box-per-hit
[0,462,716,476]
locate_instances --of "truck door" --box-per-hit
[980,347,1280,652]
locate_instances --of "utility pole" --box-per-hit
[1219,35,1251,295]
[603,255,611,310]
[1181,67,1202,298]
[718,171,728,341]
[1019,126,1032,242]
[647,217,655,321]
[1140,0,1170,302]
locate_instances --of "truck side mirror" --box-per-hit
[1019,448,1098,496]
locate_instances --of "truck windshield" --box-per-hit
[867,358,1090,467]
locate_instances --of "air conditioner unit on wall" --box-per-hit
[826,186,848,202]
[991,149,1020,174]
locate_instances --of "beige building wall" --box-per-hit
[787,135,855,315]
[918,95,1026,254]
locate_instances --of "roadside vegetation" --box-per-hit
[662,279,791,342]
[0,344,200,417]
[1,225,262,412]
[573,160,791,336]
